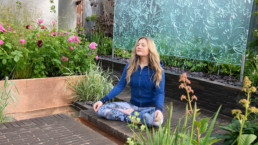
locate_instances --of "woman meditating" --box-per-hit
[93,36,165,127]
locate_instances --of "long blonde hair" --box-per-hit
[126,36,163,87]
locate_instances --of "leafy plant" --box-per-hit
[67,64,114,102]
[126,73,222,145]
[215,119,258,145]
[216,76,258,145]
[0,77,19,123]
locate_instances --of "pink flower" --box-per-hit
[89,42,97,49]
[59,32,64,35]
[191,95,197,101]
[61,56,68,61]
[180,95,186,101]
[0,22,2,26]
[37,33,40,37]
[38,19,43,24]
[0,40,4,45]
[69,46,74,50]
[41,25,45,29]
[68,36,75,43]
[19,39,25,44]
[54,32,58,35]
[52,21,55,25]
[43,33,46,36]
[50,32,54,37]
[13,31,16,33]
[95,55,99,60]
[8,26,12,32]
[0,25,6,33]
[64,32,69,35]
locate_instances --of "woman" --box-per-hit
[93,36,165,127]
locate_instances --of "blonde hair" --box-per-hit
[126,36,163,87]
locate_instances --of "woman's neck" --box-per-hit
[139,56,149,68]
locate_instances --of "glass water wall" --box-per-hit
[113,0,254,65]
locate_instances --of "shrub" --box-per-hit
[67,64,114,102]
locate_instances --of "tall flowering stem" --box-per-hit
[233,76,257,145]
[179,73,197,114]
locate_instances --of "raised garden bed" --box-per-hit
[97,57,257,117]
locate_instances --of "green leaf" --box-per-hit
[2,59,7,65]
[239,134,257,145]
[199,117,210,134]
[5,43,12,49]
[14,56,19,62]
[0,35,5,40]
[194,121,202,128]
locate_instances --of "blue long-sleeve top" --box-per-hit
[100,62,165,111]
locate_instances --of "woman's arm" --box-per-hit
[100,63,129,104]
[154,71,165,111]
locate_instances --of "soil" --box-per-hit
[100,55,242,87]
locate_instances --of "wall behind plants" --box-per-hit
[58,0,77,30]
[0,0,58,30]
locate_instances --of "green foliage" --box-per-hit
[215,119,258,145]
[0,77,19,123]
[115,48,132,58]
[0,7,96,79]
[89,32,113,55]
[126,103,222,145]
[90,14,98,22]
[67,64,114,102]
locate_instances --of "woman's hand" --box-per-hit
[93,101,103,112]
[115,107,134,116]
[154,110,163,122]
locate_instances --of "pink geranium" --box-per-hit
[37,33,40,37]
[50,32,54,37]
[69,46,74,50]
[38,19,43,24]
[43,33,46,36]
[89,42,97,49]
[54,32,58,35]
[41,25,45,29]
[61,56,69,61]
[19,39,26,44]
[68,36,75,43]
[0,25,6,33]
[8,26,12,32]
[52,21,55,25]
[0,40,4,45]
[64,31,69,35]
[95,55,99,60]
[13,31,16,33]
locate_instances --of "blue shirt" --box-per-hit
[100,63,165,111]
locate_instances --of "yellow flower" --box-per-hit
[249,107,258,113]
[239,114,246,120]
[232,109,242,115]
[239,99,250,108]
[242,88,247,92]
[250,87,257,93]
[243,76,251,88]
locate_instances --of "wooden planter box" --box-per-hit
[0,76,76,114]
[98,57,257,117]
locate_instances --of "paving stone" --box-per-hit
[0,114,116,145]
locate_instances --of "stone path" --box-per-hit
[0,114,116,145]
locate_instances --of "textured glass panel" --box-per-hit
[113,0,254,65]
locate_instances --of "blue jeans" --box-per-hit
[97,102,163,127]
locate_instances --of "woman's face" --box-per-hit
[136,39,149,57]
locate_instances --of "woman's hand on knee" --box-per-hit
[93,101,103,112]
[116,107,134,115]
[154,110,163,122]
